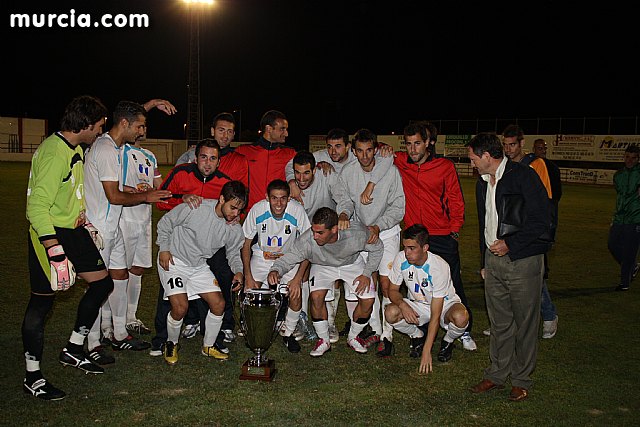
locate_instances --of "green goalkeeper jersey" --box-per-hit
[26,132,87,240]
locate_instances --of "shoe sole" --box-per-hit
[201,352,229,360]
[23,388,66,401]
[310,347,331,357]
[59,360,104,374]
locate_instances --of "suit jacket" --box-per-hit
[476,159,552,264]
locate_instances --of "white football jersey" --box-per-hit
[84,133,123,238]
[388,250,461,305]
[242,199,311,260]
[121,143,161,223]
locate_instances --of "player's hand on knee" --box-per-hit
[46,245,76,291]
[84,222,104,250]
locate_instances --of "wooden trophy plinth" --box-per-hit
[239,358,276,382]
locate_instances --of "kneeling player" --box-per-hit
[156,181,246,365]
[385,224,469,374]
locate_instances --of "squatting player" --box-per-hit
[23,95,111,400]
[386,224,470,374]
[156,181,246,365]
[268,207,384,357]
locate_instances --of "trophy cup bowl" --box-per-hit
[238,288,281,381]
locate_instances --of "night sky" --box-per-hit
[2,0,638,147]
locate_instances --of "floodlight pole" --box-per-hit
[184,0,214,146]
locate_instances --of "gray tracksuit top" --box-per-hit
[270,221,383,278]
[156,199,243,273]
[333,159,405,232]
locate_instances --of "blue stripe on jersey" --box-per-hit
[256,211,273,224]
[121,145,131,186]
[283,212,298,226]
[255,210,299,226]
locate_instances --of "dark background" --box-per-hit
[2,0,638,148]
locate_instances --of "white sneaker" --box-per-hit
[459,332,477,351]
[222,329,236,343]
[181,322,200,339]
[542,315,558,339]
[347,337,368,354]
[482,328,491,336]
[310,338,331,357]
[328,324,339,344]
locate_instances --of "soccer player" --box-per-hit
[156,181,246,365]
[150,139,233,355]
[84,101,172,363]
[23,95,111,400]
[241,179,311,352]
[333,129,405,357]
[120,127,163,337]
[386,224,470,372]
[268,207,384,357]
[290,150,341,342]
[364,122,477,351]
[236,110,295,211]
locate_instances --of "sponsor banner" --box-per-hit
[443,135,472,157]
[377,135,404,152]
[308,135,327,153]
[308,134,639,164]
[562,168,615,185]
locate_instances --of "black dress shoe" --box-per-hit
[437,338,455,362]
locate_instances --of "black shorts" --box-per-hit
[28,226,106,294]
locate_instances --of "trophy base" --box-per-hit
[239,358,276,382]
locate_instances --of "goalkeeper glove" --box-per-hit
[84,222,104,250]
[46,245,76,291]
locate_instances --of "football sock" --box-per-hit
[167,313,183,344]
[369,293,383,335]
[284,308,301,336]
[391,319,422,338]
[445,322,468,343]
[22,293,54,361]
[109,278,129,341]
[313,320,329,342]
[126,273,142,323]
[203,311,223,347]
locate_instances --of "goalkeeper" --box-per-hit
[23,95,115,401]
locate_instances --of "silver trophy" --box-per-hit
[238,288,283,381]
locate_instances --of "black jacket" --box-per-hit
[476,159,552,264]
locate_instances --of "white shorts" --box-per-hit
[310,256,375,301]
[120,219,152,269]
[361,225,400,277]
[99,227,127,270]
[157,255,220,300]
[250,255,299,286]
[402,298,459,329]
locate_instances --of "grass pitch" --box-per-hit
[2,161,638,426]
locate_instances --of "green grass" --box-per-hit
[2,161,639,426]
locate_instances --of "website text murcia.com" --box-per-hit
[10,10,149,29]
